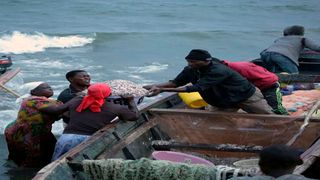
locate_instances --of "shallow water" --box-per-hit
[0,134,39,180]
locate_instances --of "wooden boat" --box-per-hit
[0,67,21,85]
[0,68,21,97]
[0,55,13,74]
[0,55,21,97]
[33,91,320,179]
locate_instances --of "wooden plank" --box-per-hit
[97,119,159,159]
[0,68,21,97]
[0,83,21,97]
[33,123,117,180]
[299,50,320,60]
[0,68,21,85]
[150,108,320,157]
[294,138,320,174]
[149,108,320,122]
[278,73,320,83]
[152,140,263,153]
[138,92,180,112]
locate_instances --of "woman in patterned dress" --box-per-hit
[5,82,67,167]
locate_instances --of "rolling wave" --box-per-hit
[128,63,169,74]
[0,31,95,54]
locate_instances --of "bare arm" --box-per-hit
[144,81,179,96]
[159,86,188,92]
[124,95,139,120]
[143,81,177,90]
[39,103,69,115]
[38,98,78,115]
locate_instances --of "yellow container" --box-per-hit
[178,92,208,108]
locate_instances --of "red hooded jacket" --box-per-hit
[223,60,278,90]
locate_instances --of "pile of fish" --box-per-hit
[105,79,148,97]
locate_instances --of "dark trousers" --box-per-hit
[260,51,298,74]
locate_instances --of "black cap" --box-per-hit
[185,49,212,61]
[259,144,303,168]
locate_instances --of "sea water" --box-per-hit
[1,0,320,179]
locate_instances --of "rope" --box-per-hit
[286,100,320,146]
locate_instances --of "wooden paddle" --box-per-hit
[0,83,21,98]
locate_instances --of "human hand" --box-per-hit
[143,85,153,90]
[120,93,134,101]
[146,86,162,97]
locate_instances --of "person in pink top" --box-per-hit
[222,60,288,115]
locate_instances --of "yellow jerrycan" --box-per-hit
[178,92,208,108]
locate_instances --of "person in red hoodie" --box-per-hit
[222,60,288,115]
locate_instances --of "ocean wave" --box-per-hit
[113,63,168,77]
[128,63,169,73]
[127,74,144,80]
[20,59,73,69]
[0,110,18,134]
[0,31,95,54]
[269,5,314,11]
[110,63,168,84]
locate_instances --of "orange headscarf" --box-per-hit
[76,83,112,112]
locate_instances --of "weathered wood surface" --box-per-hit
[0,68,20,85]
[0,68,21,97]
[299,50,320,61]
[278,73,320,83]
[97,119,159,159]
[152,140,263,153]
[294,138,320,178]
[150,108,320,157]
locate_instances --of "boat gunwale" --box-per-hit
[149,108,320,122]
[0,68,21,85]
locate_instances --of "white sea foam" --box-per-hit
[128,62,168,73]
[0,31,94,54]
[111,63,168,85]
[48,72,64,77]
[128,74,144,80]
[0,110,18,134]
[20,59,73,69]
[85,65,104,70]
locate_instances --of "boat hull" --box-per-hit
[33,93,320,179]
